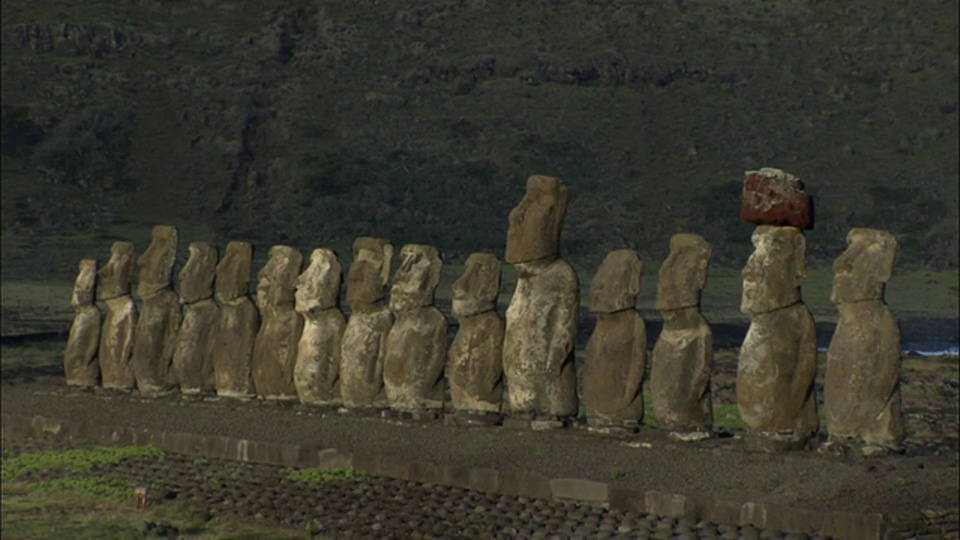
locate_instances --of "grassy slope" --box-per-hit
[1,0,958,275]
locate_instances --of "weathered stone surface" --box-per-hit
[503,257,579,417]
[64,259,101,387]
[738,304,818,437]
[651,308,713,431]
[589,250,642,314]
[294,309,346,405]
[294,249,345,405]
[505,175,568,264]
[130,227,181,395]
[740,168,814,230]
[345,237,393,310]
[178,242,217,304]
[452,253,501,318]
[172,298,219,395]
[738,225,817,437]
[212,297,258,399]
[99,295,137,390]
[383,308,448,410]
[741,226,806,315]
[655,234,712,311]
[382,244,447,411]
[172,242,219,395]
[651,234,714,431]
[825,228,903,447]
[98,242,136,300]
[389,244,442,311]
[136,225,179,298]
[252,245,304,400]
[131,289,181,394]
[448,311,504,413]
[215,242,253,303]
[339,307,393,407]
[582,309,646,425]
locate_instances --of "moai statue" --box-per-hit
[293,248,346,406]
[252,245,304,400]
[212,242,259,399]
[339,237,394,409]
[824,228,904,450]
[582,250,646,431]
[448,253,505,419]
[172,242,219,396]
[738,226,818,443]
[737,168,818,448]
[502,175,579,425]
[63,259,101,387]
[383,244,447,415]
[98,242,138,390]
[130,225,182,395]
[650,234,714,437]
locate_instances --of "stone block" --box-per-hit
[468,468,502,493]
[607,486,644,513]
[500,470,552,500]
[316,448,354,470]
[740,168,814,229]
[644,490,701,521]
[351,453,383,476]
[379,455,414,480]
[551,478,609,503]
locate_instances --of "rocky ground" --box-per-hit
[2,437,836,540]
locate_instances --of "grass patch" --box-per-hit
[1,444,164,482]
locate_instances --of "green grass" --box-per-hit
[0,444,164,482]
[282,467,364,485]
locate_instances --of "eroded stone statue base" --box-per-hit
[252,306,303,401]
[131,289,181,395]
[172,299,219,395]
[340,307,393,408]
[448,311,505,413]
[99,296,137,391]
[582,310,646,425]
[383,307,447,411]
[294,309,346,405]
[64,305,101,387]
[213,298,258,399]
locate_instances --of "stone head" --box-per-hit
[505,175,568,264]
[294,248,342,315]
[346,237,393,309]
[589,249,643,313]
[215,242,253,303]
[98,241,136,300]
[656,234,712,311]
[452,252,501,318]
[72,259,98,307]
[831,228,898,304]
[178,242,217,304]
[256,245,303,309]
[741,226,806,315]
[136,225,179,298]
[389,244,442,311]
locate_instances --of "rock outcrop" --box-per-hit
[582,250,646,428]
[63,259,101,387]
[824,228,904,448]
[340,237,394,408]
[383,244,447,412]
[293,248,346,406]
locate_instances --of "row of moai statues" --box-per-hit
[63,170,904,452]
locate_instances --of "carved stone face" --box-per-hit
[831,228,897,304]
[346,237,393,309]
[504,175,568,264]
[72,259,98,307]
[215,242,253,303]
[98,242,136,300]
[389,244,441,311]
[656,234,711,311]
[256,245,303,309]
[589,249,642,314]
[452,252,501,318]
[178,242,217,304]
[294,248,342,315]
[741,226,805,315]
[136,225,178,298]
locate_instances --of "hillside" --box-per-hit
[2,0,958,272]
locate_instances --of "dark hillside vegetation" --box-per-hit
[1,0,957,272]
